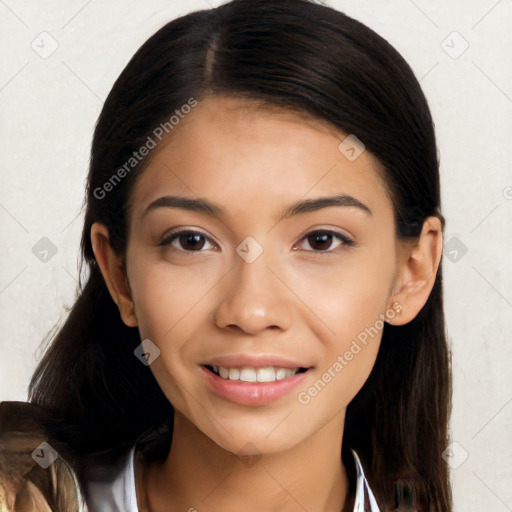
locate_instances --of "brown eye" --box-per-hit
[308,232,334,251]
[177,233,206,251]
[159,230,215,252]
[299,230,354,252]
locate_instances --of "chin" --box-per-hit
[202,420,308,458]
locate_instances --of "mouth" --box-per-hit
[200,362,312,406]
[204,364,309,382]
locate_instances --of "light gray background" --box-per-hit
[1,1,511,510]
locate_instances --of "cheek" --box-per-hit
[127,258,223,399]
[127,262,201,409]
[286,245,395,342]
[288,247,394,404]
[129,256,222,339]
[293,271,389,412]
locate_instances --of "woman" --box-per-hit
[1,0,452,510]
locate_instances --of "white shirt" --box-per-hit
[86,447,380,512]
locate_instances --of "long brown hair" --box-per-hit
[0,401,82,511]
[28,1,452,509]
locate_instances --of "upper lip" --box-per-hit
[201,354,312,370]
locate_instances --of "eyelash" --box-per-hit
[158,228,355,254]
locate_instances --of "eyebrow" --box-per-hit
[141,193,372,222]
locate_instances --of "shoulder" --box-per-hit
[0,400,87,512]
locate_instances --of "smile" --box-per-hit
[205,365,308,382]
[201,364,312,406]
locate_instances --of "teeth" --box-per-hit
[240,367,257,382]
[257,367,276,382]
[212,365,301,382]
[228,368,240,380]
[276,368,288,380]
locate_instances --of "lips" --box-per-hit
[199,354,313,406]
[201,354,311,371]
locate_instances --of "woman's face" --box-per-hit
[123,96,402,455]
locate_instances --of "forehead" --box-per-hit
[129,96,392,224]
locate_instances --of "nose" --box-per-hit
[214,247,293,336]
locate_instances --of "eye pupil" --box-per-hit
[181,233,205,250]
[309,232,332,251]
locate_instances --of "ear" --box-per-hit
[90,222,138,327]
[385,216,443,326]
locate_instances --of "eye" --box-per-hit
[295,229,355,253]
[158,229,216,252]
[158,228,354,254]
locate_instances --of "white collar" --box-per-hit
[351,449,381,511]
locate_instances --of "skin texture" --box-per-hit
[91,96,443,512]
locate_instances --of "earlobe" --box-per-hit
[386,216,443,326]
[90,222,138,328]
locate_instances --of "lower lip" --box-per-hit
[201,366,311,406]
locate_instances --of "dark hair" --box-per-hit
[28,0,452,510]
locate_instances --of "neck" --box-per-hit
[140,410,350,512]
